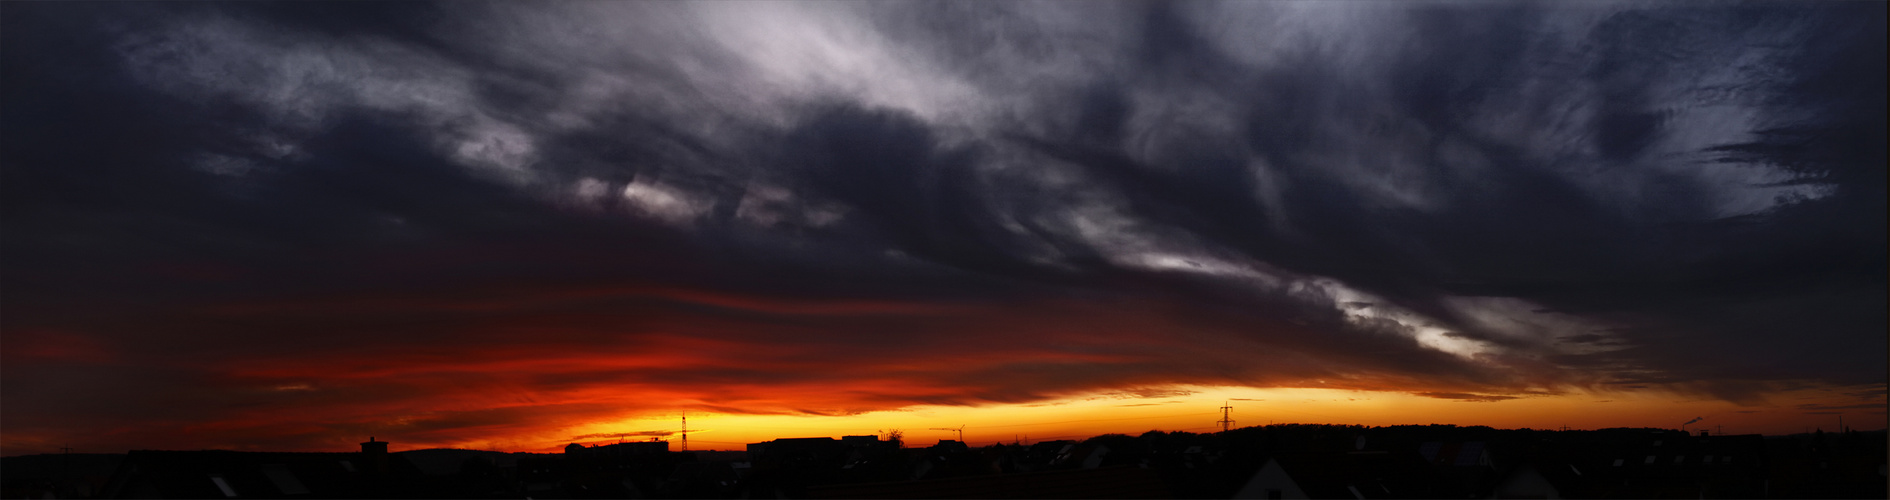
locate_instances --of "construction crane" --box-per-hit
[930,425,965,442]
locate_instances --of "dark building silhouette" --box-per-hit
[0,452,123,499]
[809,466,1172,499]
[12,424,1883,499]
[516,439,693,498]
[95,438,427,498]
[564,439,670,457]
[1234,451,1435,499]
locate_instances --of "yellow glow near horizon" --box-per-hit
[535,384,1880,453]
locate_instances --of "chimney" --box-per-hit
[360,437,389,474]
[361,436,388,455]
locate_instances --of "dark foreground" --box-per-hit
[5,425,1884,499]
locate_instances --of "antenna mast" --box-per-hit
[681,412,689,452]
[1218,402,1235,433]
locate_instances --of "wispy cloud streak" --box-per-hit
[2,0,1881,452]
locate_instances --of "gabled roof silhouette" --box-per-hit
[97,450,423,499]
[1237,451,1435,499]
[1418,440,1488,466]
[807,465,1170,499]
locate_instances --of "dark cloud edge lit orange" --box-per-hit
[2,1,1883,454]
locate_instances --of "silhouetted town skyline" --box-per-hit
[7,423,1884,499]
[7,0,1884,464]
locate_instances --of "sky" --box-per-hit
[2,1,1883,455]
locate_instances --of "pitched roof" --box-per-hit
[98,450,422,499]
[808,465,1171,499]
[1253,452,1435,499]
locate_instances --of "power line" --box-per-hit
[652,410,1223,448]
[977,412,1220,429]
[1260,406,1396,426]
[682,439,749,445]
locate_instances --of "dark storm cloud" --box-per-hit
[1415,392,1523,403]
[979,2,1886,397]
[2,0,1882,451]
[1795,403,1886,412]
[570,430,676,441]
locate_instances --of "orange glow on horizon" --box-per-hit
[488,384,1882,454]
[4,287,1880,457]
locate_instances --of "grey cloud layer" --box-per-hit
[3,0,1883,428]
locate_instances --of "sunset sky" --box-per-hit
[2,1,1883,455]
